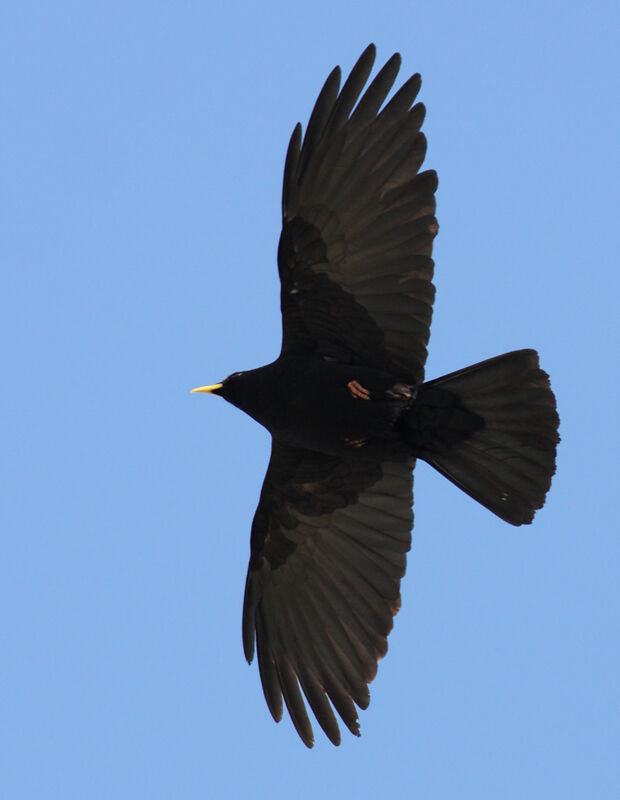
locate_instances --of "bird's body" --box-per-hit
[217,357,411,456]
[192,45,560,747]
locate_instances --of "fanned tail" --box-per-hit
[410,349,559,525]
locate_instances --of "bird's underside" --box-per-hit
[193,44,559,747]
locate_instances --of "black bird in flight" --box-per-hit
[192,44,559,747]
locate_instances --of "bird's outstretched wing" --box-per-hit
[242,439,414,746]
[278,44,438,384]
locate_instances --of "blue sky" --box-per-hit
[2,1,618,798]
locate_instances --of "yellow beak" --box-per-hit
[191,383,223,394]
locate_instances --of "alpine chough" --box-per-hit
[192,45,559,747]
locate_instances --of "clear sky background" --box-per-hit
[2,2,618,798]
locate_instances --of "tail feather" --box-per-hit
[418,349,559,525]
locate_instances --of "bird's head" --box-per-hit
[191,365,275,426]
[191,370,246,401]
